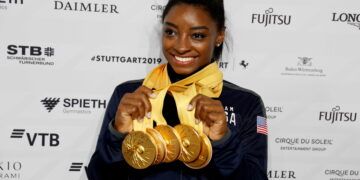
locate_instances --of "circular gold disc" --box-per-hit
[155,125,181,163]
[185,134,212,169]
[122,131,157,169]
[146,128,166,165]
[174,124,201,163]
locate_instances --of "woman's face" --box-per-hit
[162,4,224,75]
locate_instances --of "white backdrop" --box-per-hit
[0,0,359,179]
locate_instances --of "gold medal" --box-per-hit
[146,128,166,165]
[175,124,201,163]
[122,131,157,169]
[155,125,181,163]
[184,134,212,169]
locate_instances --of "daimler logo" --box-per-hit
[319,106,357,124]
[54,1,119,14]
[268,170,296,179]
[332,12,360,30]
[252,8,292,27]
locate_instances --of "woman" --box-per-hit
[87,0,267,179]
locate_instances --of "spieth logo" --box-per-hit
[41,97,60,112]
[0,0,23,10]
[251,8,292,27]
[91,55,162,65]
[54,0,119,14]
[6,44,55,66]
[268,170,296,179]
[332,12,360,30]
[0,161,22,179]
[69,162,83,172]
[10,129,60,147]
[41,97,107,114]
[319,106,357,124]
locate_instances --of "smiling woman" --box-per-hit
[87,0,268,179]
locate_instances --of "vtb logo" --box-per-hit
[7,45,55,57]
[10,129,60,147]
[69,162,83,172]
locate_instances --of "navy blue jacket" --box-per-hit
[87,79,268,180]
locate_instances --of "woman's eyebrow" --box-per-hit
[164,22,209,31]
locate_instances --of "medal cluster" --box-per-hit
[122,124,212,169]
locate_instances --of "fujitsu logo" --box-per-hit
[41,97,60,112]
[319,106,357,124]
[252,8,292,27]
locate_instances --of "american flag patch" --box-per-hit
[257,116,268,135]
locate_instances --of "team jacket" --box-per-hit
[87,79,268,180]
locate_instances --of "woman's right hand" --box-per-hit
[114,86,155,134]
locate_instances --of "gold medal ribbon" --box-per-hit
[137,62,223,133]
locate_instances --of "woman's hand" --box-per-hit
[188,94,228,141]
[114,86,155,134]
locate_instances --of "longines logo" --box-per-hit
[251,8,292,27]
[91,55,162,65]
[0,161,22,179]
[319,106,357,124]
[10,129,60,147]
[6,44,55,66]
[54,1,119,14]
[69,162,83,172]
[281,57,326,77]
[40,97,107,114]
[332,12,360,30]
[268,170,296,179]
[275,137,333,152]
[0,0,23,10]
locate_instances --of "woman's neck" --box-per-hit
[167,63,209,83]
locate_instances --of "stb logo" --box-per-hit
[41,97,60,112]
[297,57,312,66]
[7,45,55,57]
[69,162,83,172]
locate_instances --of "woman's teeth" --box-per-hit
[175,56,194,62]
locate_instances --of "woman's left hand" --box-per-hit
[188,94,228,141]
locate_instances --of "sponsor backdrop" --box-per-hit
[0,0,359,179]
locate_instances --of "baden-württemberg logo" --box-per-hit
[54,1,119,14]
[0,0,23,10]
[0,161,22,179]
[319,106,357,124]
[332,12,360,30]
[40,97,107,114]
[281,57,326,77]
[6,44,55,66]
[252,8,292,27]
